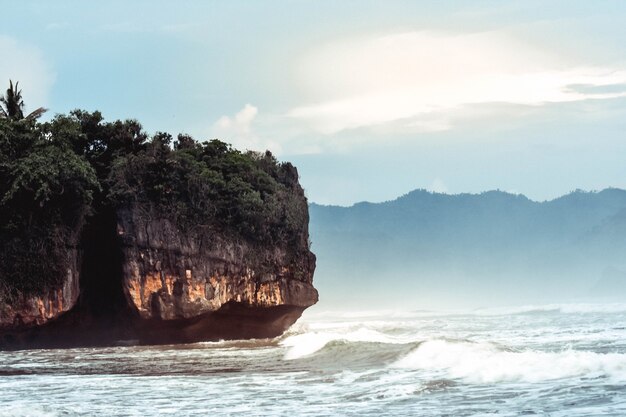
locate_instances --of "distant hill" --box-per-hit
[309,188,626,309]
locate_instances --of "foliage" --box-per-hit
[107,136,307,245]
[1,99,308,296]
[0,80,47,121]
[0,117,99,296]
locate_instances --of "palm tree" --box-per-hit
[0,80,47,120]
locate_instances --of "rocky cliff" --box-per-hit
[0,222,86,335]
[0,252,80,330]
[0,204,317,349]
[0,112,317,349]
[116,205,317,343]
[119,207,317,319]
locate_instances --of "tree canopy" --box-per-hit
[0,104,307,297]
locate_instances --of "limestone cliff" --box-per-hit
[0,184,317,349]
[0,111,317,349]
[0,252,80,330]
[114,205,317,343]
[118,208,317,320]
[0,205,317,348]
[0,220,85,335]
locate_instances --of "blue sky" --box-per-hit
[4,1,626,205]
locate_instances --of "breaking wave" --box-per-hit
[2,306,626,416]
[281,324,626,384]
[393,339,626,383]
[280,327,409,360]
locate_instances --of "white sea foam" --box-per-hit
[280,328,407,360]
[2,308,626,416]
[392,340,626,383]
[0,405,58,417]
[558,303,626,314]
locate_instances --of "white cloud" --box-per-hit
[215,104,258,134]
[289,31,626,134]
[0,36,55,114]
[429,178,449,194]
[212,104,283,154]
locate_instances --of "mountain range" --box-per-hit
[309,188,626,309]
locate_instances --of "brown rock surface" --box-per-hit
[114,206,317,342]
[0,202,317,348]
[0,250,80,330]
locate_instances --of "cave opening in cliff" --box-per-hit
[79,206,129,319]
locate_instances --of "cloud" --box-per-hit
[564,83,626,95]
[429,178,449,194]
[0,36,55,113]
[288,31,626,134]
[212,104,283,154]
[215,104,258,135]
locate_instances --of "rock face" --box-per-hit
[0,252,80,330]
[0,195,317,349]
[0,112,317,349]
[119,209,317,319]
[115,206,317,342]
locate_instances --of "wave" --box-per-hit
[280,327,410,360]
[281,323,626,384]
[392,339,626,383]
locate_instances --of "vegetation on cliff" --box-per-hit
[0,83,309,298]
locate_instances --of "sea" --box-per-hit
[1,303,626,416]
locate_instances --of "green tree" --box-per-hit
[1,99,310,297]
[0,80,48,121]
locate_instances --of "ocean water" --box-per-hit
[1,304,626,416]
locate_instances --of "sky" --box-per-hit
[3,0,626,205]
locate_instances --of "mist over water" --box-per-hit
[2,305,626,416]
[309,189,626,310]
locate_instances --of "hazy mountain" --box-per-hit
[309,188,626,309]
